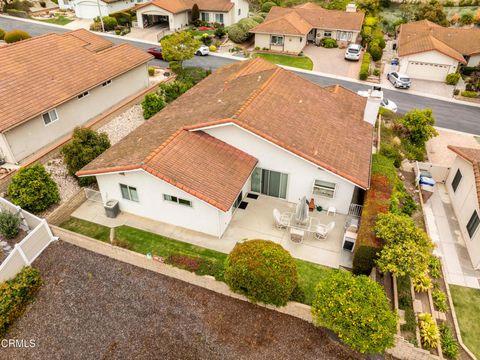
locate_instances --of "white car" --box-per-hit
[380,98,398,113]
[357,87,398,113]
[344,44,362,61]
[195,45,210,56]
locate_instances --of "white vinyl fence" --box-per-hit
[0,197,57,282]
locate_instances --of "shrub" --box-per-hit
[460,10,474,25]
[214,26,226,38]
[352,245,378,275]
[159,80,192,103]
[364,16,378,26]
[261,1,276,12]
[209,45,217,52]
[224,240,298,306]
[100,16,117,31]
[4,30,31,43]
[402,109,438,147]
[237,18,259,32]
[201,33,212,45]
[359,52,371,80]
[176,66,209,85]
[227,24,247,43]
[111,11,132,26]
[439,324,459,359]
[168,60,182,74]
[141,92,166,120]
[0,267,41,337]
[90,21,103,32]
[165,253,224,280]
[4,0,33,12]
[0,28,5,40]
[0,211,21,239]
[251,15,264,24]
[7,164,60,213]
[380,143,402,168]
[61,127,111,186]
[432,290,448,313]
[446,73,460,85]
[369,44,382,61]
[429,256,442,279]
[321,38,337,48]
[418,313,440,349]
[289,284,305,303]
[5,8,28,17]
[412,272,432,292]
[148,67,155,76]
[461,90,478,97]
[312,271,397,354]
[462,66,476,76]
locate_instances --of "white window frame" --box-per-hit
[102,80,112,87]
[201,12,210,22]
[42,109,59,126]
[163,194,192,207]
[215,13,224,23]
[338,31,350,41]
[77,91,90,99]
[270,35,284,46]
[313,180,336,198]
[120,184,139,202]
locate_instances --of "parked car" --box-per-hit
[387,72,411,89]
[147,47,163,60]
[195,45,210,56]
[344,44,362,61]
[391,58,399,65]
[357,87,397,112]
[380,98,398,113]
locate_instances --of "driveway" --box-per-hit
[2,241,363,360]
[302,45,361,78]
[125,25,170,42]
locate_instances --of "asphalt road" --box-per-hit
[2,17,479,135]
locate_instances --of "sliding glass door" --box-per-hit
[251,168,288,199]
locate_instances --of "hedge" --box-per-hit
[4,30,31,43]
[445,72,460,85]
[0,267,42,337]
[359,52,371,80]
[224,240,298,306]
[461,90,478,97]
[5,9,28,18]
[227,24,247,43]
[261,1,276,12]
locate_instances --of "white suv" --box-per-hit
[344,44,362,61]
[195,45,210,56]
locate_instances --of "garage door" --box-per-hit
[75,1,105,19]
[406,61,450,81]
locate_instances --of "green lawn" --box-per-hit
[38,16,73,25]
[60,217,334,305]
[450,285,480,358]
[190,29,215,37]
[253,53,314,70]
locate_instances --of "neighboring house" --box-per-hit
[397,20,480,82]
[58,0,144,19]
[250,3,364,54]
[134,0,249,30]
[77,59,378,238]
[0,29,152,164]
[446,146,480,270]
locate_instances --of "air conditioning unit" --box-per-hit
[342,231,357,252]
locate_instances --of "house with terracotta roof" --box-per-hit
[397,20,480,82]
[77,58,377,238]
[0,29,152,164]
[446,146,480,269]
[134,0,249,30]
[250,3,364,54]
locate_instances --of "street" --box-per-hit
[1,16,479,135]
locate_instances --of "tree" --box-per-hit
[141,92,166,119]
[312,271,397,354]
[415,1,448,26]
[224,240,298,306]
[357,0,381,15]
[7,164,60,213]
[61,127,111,186]
[401,109,438,147]
[191,3,199,23]
[160,31,200,70]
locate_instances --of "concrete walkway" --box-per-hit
[424,184,480,289]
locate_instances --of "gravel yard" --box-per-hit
[3,241,364,360]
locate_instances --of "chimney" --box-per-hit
[346,3,356,12]
[363,87,382,125]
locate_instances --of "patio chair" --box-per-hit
[273,208,290,229]
[314,221,335,240]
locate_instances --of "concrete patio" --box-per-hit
[71,194,355,268]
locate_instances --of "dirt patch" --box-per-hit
[3,241,365,360]
[0,229,26,262]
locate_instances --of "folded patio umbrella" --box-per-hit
[295,196,309,225]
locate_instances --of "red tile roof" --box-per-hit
[398,20,480,62]
[448,145,480,205]
[251,3,365,36]
[0,30,153,132]
[78,59,373,210]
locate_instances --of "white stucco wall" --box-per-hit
[399,50,458,81]
[446,156,480,269]
[200,11,232,26]
[231,0,249,23]
[467,54,480,67]
[73,0,136,18]
[200,124,358,214]
[136,5,188,30]
[254,33,306,54]
[3,64,149,164]
[96,169,228,237]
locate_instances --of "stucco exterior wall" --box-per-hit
[136,5,188,30]
[467,54,480,67]
[254,33,306,54]
[3,64,149,163]
[399,50,458,79]
[231,0,249,23]
[73,0,136,18]
[96,170,227,237]
[201,124,358,214]
[200,10,233,26]
[446,156,480,269]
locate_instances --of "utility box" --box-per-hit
[104,200,119,218]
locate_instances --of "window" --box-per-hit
[102,80,112,87]
[323,31,332,37]
[42,109,58,125]
[201,12,209,22]
[313,180,336,198]
[163,194,192,207]
[451,169,462,192]
[270,35,284,46]
[238,8,240,15]
[467,211,480,238]
[215,13,224,23]
[120,184,139,202]
[337,31,351,41]
[77,91,89,99]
